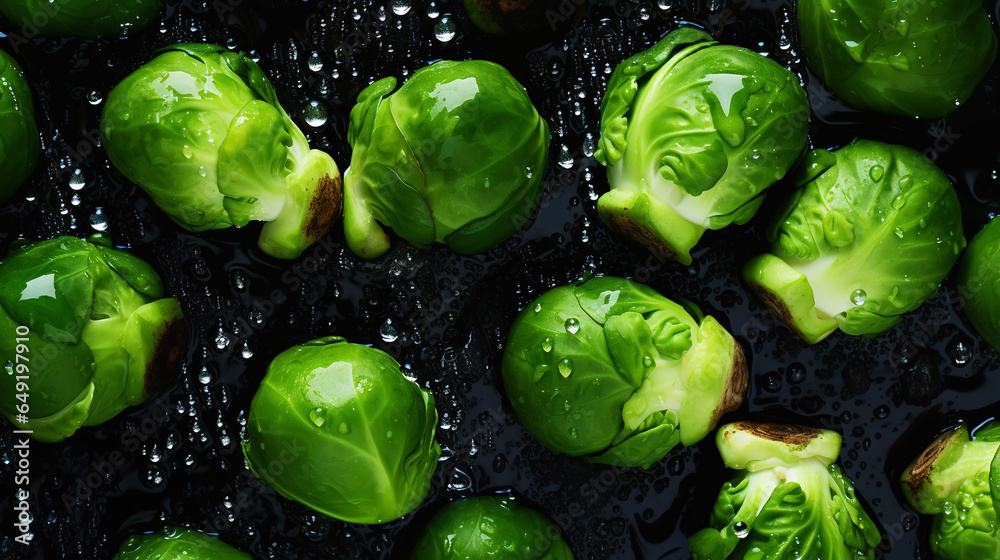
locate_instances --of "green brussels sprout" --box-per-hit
[412,495,574,559]
[797,0,998,118]
[102,43,342,260]
[0,0,163,38]
[743,139,965,344]
[0,235,188,443]
[242,336,440,524]
[0,49,39,204]
[343,60,550,258]
[594,27,809,265]
[901,422,1000,559]
[112,527,251,559]
[958,218,1000,350]
[501,276,747,469]
[689,422,881,559]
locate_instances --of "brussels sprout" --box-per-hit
[743,139,965,344]
[959,218,1000,350]
[797,0,998,118]
[501,276,747,469]
[0,0,162,38]
[343,60,550,258]
[594,27,809,265]
[412,495,574,559]
[0,235,188,442]
[900,422,1000,559]
[0,49,39,204]
[242,336,440,524]
[689,422,881,559]
[113,527,250,559]
[102,44,342,260]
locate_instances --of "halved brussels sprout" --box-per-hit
[798,0,998,118]
[594,27,809,265]
[343,59,550,258]
[689,422,881,559]
[744,139,964,344]
[242,336,440,524]
[412,495,574,559]
[901,422,1000,559]
[502,275,747,469]
[0,49,39,204]
[0,235,188,442]
[102,44,342,260]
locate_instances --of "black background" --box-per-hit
[1,0,999,558]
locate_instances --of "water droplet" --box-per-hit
[309,408,325,427]
[434,16,456,42]
[307,51,323,72]
[89,207,109,231]
[564,318,581,334]
[895,227,904,238]
[642,355,654,368]
[68,169,86,190]
[889,53,911,71]
[898,175,912,190]
[892,195,906,209]
[146,466,164,487]
[851,289,867,305]
[379,318,399,342]
[492,453,507,473]
[763,372,782,392]
[86,90,103,105]
[569,427,578,439]
[558,358,574,377]
[949,339,972,366]
[240,342,253,359]
[148,443,161,463]
[215,329,230,350]
[231,270,248,290]
[338,422,350,434]
[541,337,553,352]
[302,100,328,127]
[558,144,574,169]
[787,363,806,384]
[874,405,890,419]
[426,0,440,17]
[447,469,472,491]
[391,0,411,15]
[869,165,884,182]
[198,367,212,384]
[734,521,750,538]
[534,302,542,313]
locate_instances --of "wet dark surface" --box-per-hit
[1,0,999,558]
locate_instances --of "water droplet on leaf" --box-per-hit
[851,289,867,305]
[558,358,573,377]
